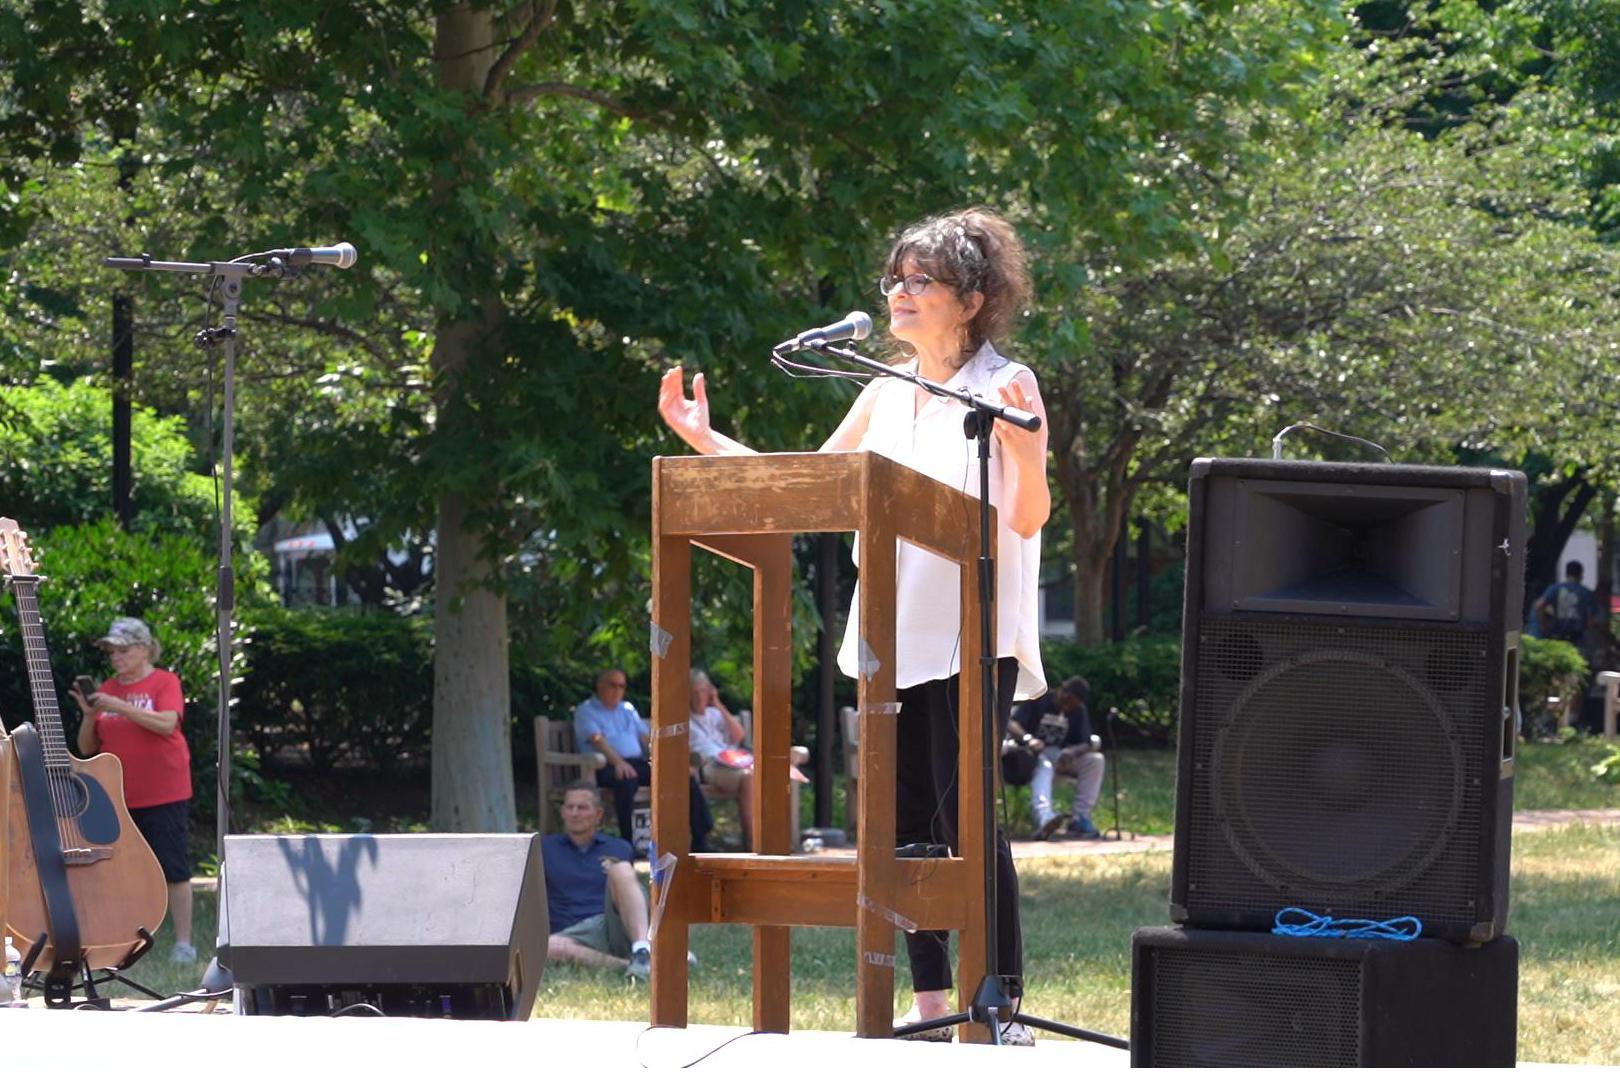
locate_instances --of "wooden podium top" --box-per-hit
[653,451,985,565]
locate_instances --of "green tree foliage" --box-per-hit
[1040,15,1620,641]
[1,1,1347,826]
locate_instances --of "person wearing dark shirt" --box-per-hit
[1536,560,1602,650]
[1008,675,1104,840]
[542,780,659,979]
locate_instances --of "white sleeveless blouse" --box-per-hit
[836,342,1047,698]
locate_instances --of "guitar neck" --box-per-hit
[10,578,71,769]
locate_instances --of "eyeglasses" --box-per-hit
[879,272,936,297]
[600,680,627,690]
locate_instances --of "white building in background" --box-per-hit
[1555,531,1600,591]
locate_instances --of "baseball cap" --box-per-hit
[98,616,156,650]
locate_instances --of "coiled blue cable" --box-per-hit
[1271,906,1423,941]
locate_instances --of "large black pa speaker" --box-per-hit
[1130,926,1518,1067]
[1172,458,1526,942]
[219,833,547,1019]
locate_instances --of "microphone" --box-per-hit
[779,310,872,351]
[278,243,358,269]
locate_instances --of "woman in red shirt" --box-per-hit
[71,616,194,964]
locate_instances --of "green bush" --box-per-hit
[234,604,670,777]
[0,376,237,538]
[1038,634,1183,746]
[1519,634,1588,720]
[235,605,433,772]
[0,517,239,820]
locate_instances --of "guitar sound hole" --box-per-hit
[60,773,91,817]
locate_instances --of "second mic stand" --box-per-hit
[801,341,1126,1050]
[101,251,300,998]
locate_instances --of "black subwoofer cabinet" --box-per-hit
[1131,926,1519,1067]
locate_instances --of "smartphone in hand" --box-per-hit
[73,675,97,702]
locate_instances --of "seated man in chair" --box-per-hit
[1009,675,1105,840]
[573,667,713,854]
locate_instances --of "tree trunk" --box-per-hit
[1065,475,1122,646]
[431,487,515,831]
[428,5,516,832]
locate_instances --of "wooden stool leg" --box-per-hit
[753,926,791,1032]
[854,517,898,1038]
[752,536,794,1032]
[650,535,692,1028]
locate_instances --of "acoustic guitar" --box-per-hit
[0,519,167,971]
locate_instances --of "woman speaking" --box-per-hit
[657,207,1049,1045]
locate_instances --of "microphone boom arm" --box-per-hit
[799,340,1042,432]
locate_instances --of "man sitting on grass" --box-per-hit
[543,780,672,980]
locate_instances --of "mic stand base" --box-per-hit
[1013,1012,1131,1050]
[888,975,1129,1050]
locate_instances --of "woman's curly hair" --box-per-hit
[881,206,1031,364]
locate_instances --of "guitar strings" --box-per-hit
[15,583,84,851]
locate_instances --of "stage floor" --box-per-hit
[3,1006,1607,1074]
[2,1007,1126,1074]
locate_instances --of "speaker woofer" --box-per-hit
[1210,646,1464,893]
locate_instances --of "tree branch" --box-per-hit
[239,307,406,371]
[504,81,642,117]
[485,0,557,100]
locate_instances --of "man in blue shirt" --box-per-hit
[573,668,713,852]
[543,780,656,978]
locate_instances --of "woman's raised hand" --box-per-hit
[658,365,714,453]
[992,376,1046,464]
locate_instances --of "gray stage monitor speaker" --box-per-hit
[1172,458,1526,943]
[219,833,547,1019]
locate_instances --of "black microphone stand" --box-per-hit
[1102,706,1134,842]
[799,341,1126,1050]
[101,250,304,997]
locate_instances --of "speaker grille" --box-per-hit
[1186,619,1487,924]
[1147,948,1363,1066]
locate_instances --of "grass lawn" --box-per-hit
[101,738,1616,1063]
[120,821,1618,1064]
[1516,734,1620,810]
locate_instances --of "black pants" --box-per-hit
[896,656,1022,996]
[595,757,714,853]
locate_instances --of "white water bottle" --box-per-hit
[2,935,21,1006]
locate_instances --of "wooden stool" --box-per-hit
[649,451,994,1040]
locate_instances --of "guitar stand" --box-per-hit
[21,928,163,1009]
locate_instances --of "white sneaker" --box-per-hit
[169,942,197,965]
[999,1021,1036,1046]
[625,945,652,982]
